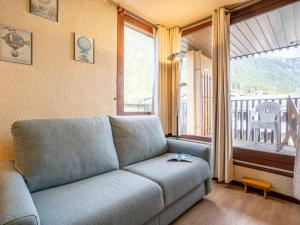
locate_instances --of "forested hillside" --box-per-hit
[231,57,300,95]
[124,26,153,105]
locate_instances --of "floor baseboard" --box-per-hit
[230,180,300,205]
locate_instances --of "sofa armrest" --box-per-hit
[0,160,40,225]
[166,138,211,166]
[166,139,212,194]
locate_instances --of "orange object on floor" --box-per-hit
[241,176,272,199]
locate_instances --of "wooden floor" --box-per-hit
[171,182,300,225]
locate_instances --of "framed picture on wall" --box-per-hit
[30,0,58,22]
[74,33,95,64]
[0,25,32,65]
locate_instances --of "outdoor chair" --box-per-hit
[247,102,281,145]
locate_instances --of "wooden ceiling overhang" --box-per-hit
[181,0,300,59]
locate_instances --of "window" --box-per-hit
[179,0,299,176]
[117,12,154,115]
[231,48,300,154]
[229,0,299,176]
[124,26,154,113]
[179,23,213,141]
[230,1,300,157]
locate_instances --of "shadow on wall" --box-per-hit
[0,137,14,160]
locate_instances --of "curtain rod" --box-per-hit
[181,16,212,30]
[181,0,259,30]
[225,0,261,12]
[107,0,156,27]
[108,0,259,30]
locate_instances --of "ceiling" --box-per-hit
[114,0,245,27]
[230,1,300,58]
[182,27,212,58]
[182,1,300,59]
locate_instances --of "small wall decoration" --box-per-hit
[0,25,32,65]
[30,0,58,22]
[74,33,95,64]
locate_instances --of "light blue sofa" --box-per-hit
[0,116,211,225]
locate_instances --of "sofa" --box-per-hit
[0,116,211,225]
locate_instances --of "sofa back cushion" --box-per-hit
[12,116,119,192]
[109,116,167,167]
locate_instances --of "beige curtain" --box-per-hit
[169,28,182,135]
[212,8,234,183]
[153,25,181,134]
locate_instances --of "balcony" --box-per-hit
[125,95,297,157]
[124,97,152,113]
[180,95,298,156]
[232,95,297,156]
[124,103,151,112]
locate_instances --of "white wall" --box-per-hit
[234,165,294,196]
[0,0,117,159]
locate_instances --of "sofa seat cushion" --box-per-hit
[12,116,119,192]
[31,170,164,225]
[123,153,210,207]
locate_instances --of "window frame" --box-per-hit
[176,136,294,177]
[117,11,154,115]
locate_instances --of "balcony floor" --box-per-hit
[233,140,296,156]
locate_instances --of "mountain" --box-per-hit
[230,56,300,95]
[279,57,300,70]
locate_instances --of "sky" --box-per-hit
[261,46,300,58]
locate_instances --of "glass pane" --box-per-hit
[179,57,187,134]
[230,47,300,155]
[124,26,154,112]
[179,25,213,137]
[229,2,300,155]
[179,50,212,137]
